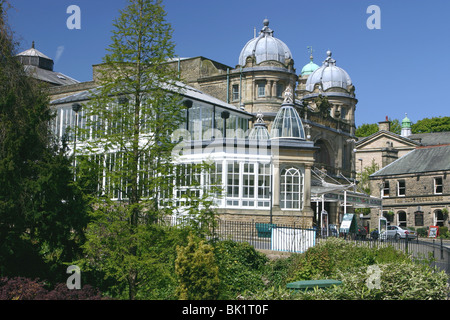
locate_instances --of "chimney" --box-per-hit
[378,116,391,132]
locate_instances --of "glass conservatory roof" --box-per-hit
[270,88,305,140]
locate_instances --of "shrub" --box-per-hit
[214,240,268,299]
[175,233,220,300]
[0,277,104,300]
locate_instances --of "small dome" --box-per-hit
[402,114,412,129]
[270,88,306,140]
[301,55,319,76]
[305,51,352,92]
[238,19,292,66]
[249,111,270,140]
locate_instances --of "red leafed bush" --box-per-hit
[0,277,104,300]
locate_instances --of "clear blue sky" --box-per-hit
[7,0,450,127]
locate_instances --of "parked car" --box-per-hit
[355,226,368,240]
[386,226,417,240]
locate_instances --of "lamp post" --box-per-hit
[72,103,82,179]
[221,111,230,138]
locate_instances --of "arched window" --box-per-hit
[280,167,304,209]
[397,211,407,227]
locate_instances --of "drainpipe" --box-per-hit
[226,68,230,104]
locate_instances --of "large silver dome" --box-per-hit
[305,51,352,92]
[238,19,292,66]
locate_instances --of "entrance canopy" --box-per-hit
[310,168,382,209]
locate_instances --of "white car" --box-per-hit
[386,226,417,240]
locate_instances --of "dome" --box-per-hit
[301,55,319,76]
[238,19,293,66]
[270,87,306,140]
[305,51,352,92]
[402,114,412,129]
[249,111,270,140]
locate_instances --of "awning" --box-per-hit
[311,169,382,209]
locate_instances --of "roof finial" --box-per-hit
[32,41,35,49]
[307,46,314,61]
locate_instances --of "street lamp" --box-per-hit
[72,103,82,178]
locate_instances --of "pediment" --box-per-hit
[356,131,420,151]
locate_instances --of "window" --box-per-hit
[276,83,283,98]
[257,82,265,97]
[397,180,406,196]
[397,211,407,227]
[227,162,240,199]
[280,167,303,210]
[242,163,255,207]
[232,85,239,101]
[434,177,443,194]
[382,181,390,197]
[257,163,271,208]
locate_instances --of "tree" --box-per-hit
[77,0,216,299]
[412,116,450,133]
[175,233,220,300]
[355,118,401,138]
[0,2,88,282]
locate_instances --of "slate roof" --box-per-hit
[407,132,450,146]
[24,65,79,86]
[371,144,450,177]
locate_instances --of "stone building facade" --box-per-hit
[19,19,379,228]
[369,144,450,230]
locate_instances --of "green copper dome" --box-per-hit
[301,56,319,76]
[402,114,412,128]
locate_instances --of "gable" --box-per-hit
[355,131,419,151]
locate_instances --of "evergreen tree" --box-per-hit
[0,2,89,282]
[77,0,217,299]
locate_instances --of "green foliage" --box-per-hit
[287,246,334,282]
[0,3,89,283]
[355,123,378,138]
[412,116,450,133]
[214,240,268,299]
[244,238,448,300]
[175,234,220,300]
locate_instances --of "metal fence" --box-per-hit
[339,235,450,275]
[161,217,450,276]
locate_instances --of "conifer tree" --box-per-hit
[0,1,88,281]
[77,0,217,299]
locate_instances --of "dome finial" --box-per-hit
[32,41,35,49]
[263,18,269,26]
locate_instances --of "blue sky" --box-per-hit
[7,0,450,127]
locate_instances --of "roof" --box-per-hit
[17,47,52,60]
[355,130,420,148]
[24,65,79,86]
[50,80,252,117]
[301,57,319,76]
[408,132,450,146]
[238,19,292,66]
[371,144,450,177]
[305,51,352,92]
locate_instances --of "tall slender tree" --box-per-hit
[77,0,210,299]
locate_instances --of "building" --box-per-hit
[369,144,450,230]
[20,19,381,228]
[16,42,79,87]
